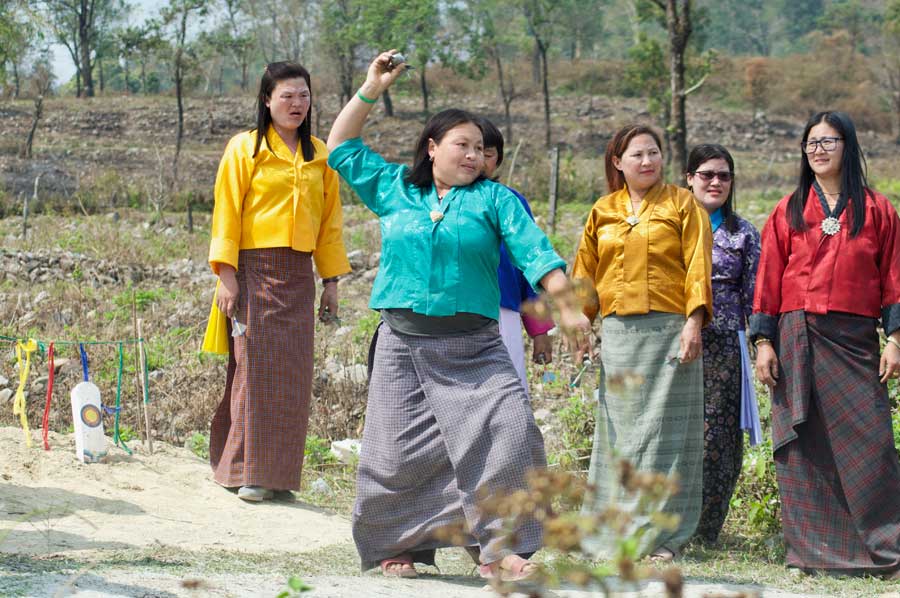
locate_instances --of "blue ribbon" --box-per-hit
[79,343,90,382]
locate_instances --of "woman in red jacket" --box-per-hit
[751,110,900,579]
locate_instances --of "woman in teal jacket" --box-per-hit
[327,51,590,581]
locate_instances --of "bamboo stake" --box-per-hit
[137,318,153,454]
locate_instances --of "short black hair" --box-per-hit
[479,117,504,167]
[686,143,738,232]
[404,109,485,189]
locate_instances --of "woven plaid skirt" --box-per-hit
[773,310,900,572]
[353,323,546,571]
[582,312,704,558]
[209,248,315,491]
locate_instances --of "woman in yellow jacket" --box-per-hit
[203,62,350,502]
[574,124,712,560]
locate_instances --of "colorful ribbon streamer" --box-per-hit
[113,343,131,454]
[41,342,55,451]
[13,339,38,448]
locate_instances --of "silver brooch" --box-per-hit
[821,216,841,236]
[626,215,640,227]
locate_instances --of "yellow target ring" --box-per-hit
[81,404,102,428]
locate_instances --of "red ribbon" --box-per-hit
[41,342,55,451]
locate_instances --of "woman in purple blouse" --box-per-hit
[685,144,761,544]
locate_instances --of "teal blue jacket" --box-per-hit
[328,138,566,319]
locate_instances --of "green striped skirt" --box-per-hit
[582,312,704,558]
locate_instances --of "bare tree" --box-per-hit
[651,0,694,175]
[21,65,54,159]
[161,0,208,196]
[43,0,123,97]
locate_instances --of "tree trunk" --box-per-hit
[531,40,541,84]
[241,59,248,91]
[419,66,429,115]
[339,51,354,106]
[495,54,514,145]
[21,95,43,159]
[98,58,105,93]
[382,89,394,117]
[123,60,131,94]
[663,0,691,176]
[539,41,551,148]
[140,60,146,94]
[12,61,19,98]
[79,17,94,97]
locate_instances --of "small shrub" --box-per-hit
[729,438,781,540]
[276,576,312,597]
[304,435,336,468]
[553,393,595,470]
[189,432,210,460]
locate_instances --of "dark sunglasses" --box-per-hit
[691,170,733,182]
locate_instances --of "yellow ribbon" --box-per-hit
[13,339,38,448]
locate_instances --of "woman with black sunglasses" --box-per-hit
[750,111,900,578]
[685,145,761,546]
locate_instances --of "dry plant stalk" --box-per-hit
[433,462,685,597]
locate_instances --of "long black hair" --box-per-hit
[789,111,869,237]
[479,117,504,172]
[253,62,314,162]
[405,109,485,189]
[686,144,738,233]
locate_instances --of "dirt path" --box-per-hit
[0,428,841,597]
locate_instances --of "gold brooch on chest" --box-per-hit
[625,215,640,227]
[430,211,443,223]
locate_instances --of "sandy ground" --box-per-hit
[0,427,861,598]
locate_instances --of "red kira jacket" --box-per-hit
[750,186,900,339]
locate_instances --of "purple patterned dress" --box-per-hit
[697,214,761,543]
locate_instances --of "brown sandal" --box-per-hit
[380,554,418,578]
[648,546,679,562]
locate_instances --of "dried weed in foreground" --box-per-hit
[433,462,686,597]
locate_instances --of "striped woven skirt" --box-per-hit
[353,323,546,571]
[773,310,900,573]
[209,248,315,491]
[582,312,704,558]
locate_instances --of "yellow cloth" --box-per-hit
[573,182,713,324]
[201,280,229,355]
[208,126,351,278]
[13,338,37,447]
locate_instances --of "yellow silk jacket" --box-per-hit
[573,183,713,324]
[208,126,351,278]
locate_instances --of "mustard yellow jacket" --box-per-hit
[202,127,350,353]
[573,183,712,324]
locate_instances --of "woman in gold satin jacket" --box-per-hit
[202,62,350,503]
[574,124,712,561]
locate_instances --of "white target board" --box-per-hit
[70,381,108,463]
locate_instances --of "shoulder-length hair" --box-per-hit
[686,143,738,232]
[405,109,485,189]
[253,62,314,162]
[604,124,663,193]
[789,110,869,237]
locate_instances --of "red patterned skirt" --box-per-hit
[773,310,900,573]
[209,248,315,491]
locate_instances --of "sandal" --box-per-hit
[479,555,540,582]
[648,546,679,562]
[380,554,418,578]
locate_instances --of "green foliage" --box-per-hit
[352,310,381,345]
[276,576,313,597]
[730,439,781,539]
[304,435,336,468]
[552,393,595,469]
[116,425,139,443]
[189,431,209,459]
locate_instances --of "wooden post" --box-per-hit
[187,201,193,234]
[137,318,153,454]
[505,140,523,188]
[548,145,560,235]
[22,190,28,240]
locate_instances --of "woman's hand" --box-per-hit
[216,265,239,318]
[678,309,703,363]
[359,50,408,101]
[879,338,900,383]
[318,281,339,323]
[755,342,779,387]
[532,333,553,364]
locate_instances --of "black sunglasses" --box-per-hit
[691,170,733,183]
